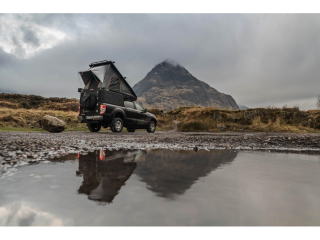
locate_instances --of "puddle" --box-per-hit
[0,149,320,226]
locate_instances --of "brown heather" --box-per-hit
[1,93,320,133]
[170,106,320,133]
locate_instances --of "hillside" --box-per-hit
[1,93,320,133]
[0,93,79,111]
[132,60,239,111]
[0,93,83,131]
[169,106,320,133]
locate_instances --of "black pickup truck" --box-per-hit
[77,60,157,133]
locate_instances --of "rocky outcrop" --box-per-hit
[41,115,65,133]
[132,60,239,111]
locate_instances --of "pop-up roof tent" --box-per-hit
[79,60,137,101]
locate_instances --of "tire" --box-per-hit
[127,128,135,132]
[88,122,101,132]
[111,117,123,133]
[147,120,156,133]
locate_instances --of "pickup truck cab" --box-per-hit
[77,60,156,133]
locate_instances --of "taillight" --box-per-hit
[100,104,107,114]
[99,149,105,161]
[78,106,81,115]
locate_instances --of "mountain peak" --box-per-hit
[153,59,183,70]
[149,59,189,79]
[133,62,239,111]
[156,58,182,67]
[160,59,181,67]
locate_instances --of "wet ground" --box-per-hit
[1,131,320,168]
[1,149,320,226]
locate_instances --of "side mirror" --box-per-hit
[144,109,148,113]
[78,88,83,93]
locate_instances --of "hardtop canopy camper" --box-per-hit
[79,60,137,101]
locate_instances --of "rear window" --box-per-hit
[85,77,102,89]
[124,101,135,109]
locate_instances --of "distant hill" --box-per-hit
[238,104,249,110]
[0,89,16,93]
[132,60,239,111]
[0,93,78,111]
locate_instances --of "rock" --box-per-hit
[28,160,39,164]
[41,115,66,133]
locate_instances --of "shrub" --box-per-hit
[178,119,217,131]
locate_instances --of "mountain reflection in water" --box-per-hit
[76,149,237,204]
[135,150,237,199]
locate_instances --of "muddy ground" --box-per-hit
[1,131,320,171]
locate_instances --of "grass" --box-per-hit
[1,93,320,133]
[171,106,320,133]
[148,109,174,131]
[0,127,46,132]
[0,107,173,132]
[0,93,79,111]
[178,120,217,132]
[1,106,320,133]
[0,107,84,131]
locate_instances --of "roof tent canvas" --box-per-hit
[79,61,137,101]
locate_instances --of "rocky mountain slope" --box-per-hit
[132,60,239,111]
[238,104,249,110]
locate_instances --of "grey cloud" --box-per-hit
[20,26,40,47]
[10,36,26,58]
[0,14,320,109]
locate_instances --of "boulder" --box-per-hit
[41,115,66,133]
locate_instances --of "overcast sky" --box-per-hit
[0,13,319,109]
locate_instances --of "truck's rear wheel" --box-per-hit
[127,128,135,132]
[147,120,156,133]
[88,122,101,132]
[111,117,123,133]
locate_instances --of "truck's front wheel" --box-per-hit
[88,122,101,132]
[147,120,156,133]
[111,117,123,133]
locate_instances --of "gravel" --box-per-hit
[0,131,320,172]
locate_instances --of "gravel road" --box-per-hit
[1,131,320,172]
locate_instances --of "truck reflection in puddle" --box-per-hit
[76,150,141,205]
[76,149,237,204]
